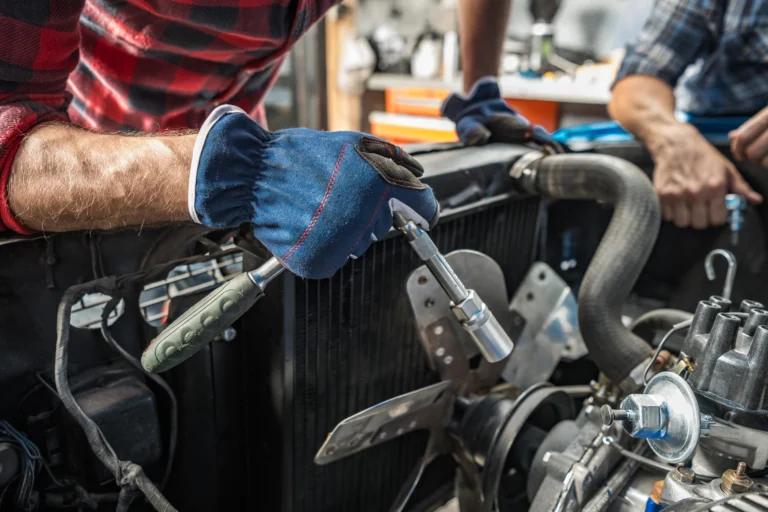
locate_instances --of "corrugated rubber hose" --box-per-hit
[528,154,660,384]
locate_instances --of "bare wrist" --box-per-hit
[642,121,698,155]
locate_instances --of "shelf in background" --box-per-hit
[367,73,611,105]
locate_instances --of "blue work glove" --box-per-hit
[189,105,439,279]
[442,76,555,147]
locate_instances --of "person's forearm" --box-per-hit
[458,0,512,92]
[608,75,684,150]
[8,123,194,232]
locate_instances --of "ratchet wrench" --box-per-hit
[141,257,284,373]
[143,214,515,373]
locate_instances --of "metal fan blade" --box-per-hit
[389,435,443,512]
[314,380,453,465]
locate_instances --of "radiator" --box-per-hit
[246,144,543,512]
[0,144,541,512]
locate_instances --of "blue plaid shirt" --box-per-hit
[615,0,768,116]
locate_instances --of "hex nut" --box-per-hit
[451,290,486,325]
[619,394,668,438]
[721,468,753,495]
[671,466,695,485]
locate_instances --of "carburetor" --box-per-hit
[604,296,768,476]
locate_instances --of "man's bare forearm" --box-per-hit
[8,123,194,232]
[608,75,683,150]
[458,0,512,92]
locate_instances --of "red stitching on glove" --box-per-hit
[281,143,348,263]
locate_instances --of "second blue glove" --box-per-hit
[189,105,439,279]
[442,77,555,147]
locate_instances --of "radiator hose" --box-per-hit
[517,153,660,384]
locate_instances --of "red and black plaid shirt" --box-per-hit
[0,0,339,234]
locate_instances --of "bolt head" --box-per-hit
[672,466,696,485]
[620,394,668,438]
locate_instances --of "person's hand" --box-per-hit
[648,123,762,229]
[441,77,554,147]
[189,105,439,279]
[730,106,768,167]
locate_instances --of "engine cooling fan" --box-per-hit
[314,250,575,512]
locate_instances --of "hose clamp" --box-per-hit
[509,151,546,194]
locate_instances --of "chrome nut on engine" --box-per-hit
[450,290,488,327]
[619,394,668,439]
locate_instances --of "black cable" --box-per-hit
[116,487,140,512]
[0,420,103,511]
[54,279,177,512]
[0,421,44,510]
[0,475,16,510]
[100,297,178,491]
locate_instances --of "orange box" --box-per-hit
[369,112,458,145]
[383,87,560,135]
[385,87,451,117]
[504,98,559,133]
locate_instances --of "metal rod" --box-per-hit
[393,213,468,303]
[705,249,737,301]
[643,318,692,385]
[603,437,674,473]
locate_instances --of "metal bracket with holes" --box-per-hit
[502,262,587,389]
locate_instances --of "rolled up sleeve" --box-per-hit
[613,0,722,88]
[0,2,84,233]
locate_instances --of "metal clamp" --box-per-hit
[509,151,546,194]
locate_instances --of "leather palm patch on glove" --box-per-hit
[356,137,429,190]
[189,105,439,279]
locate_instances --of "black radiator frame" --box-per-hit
[241,144,543,512]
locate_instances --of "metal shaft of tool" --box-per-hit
[393,213,468,303]
[393,212,514,362]
[247,256,285,288]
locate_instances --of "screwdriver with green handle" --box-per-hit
[141,257,284,373]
